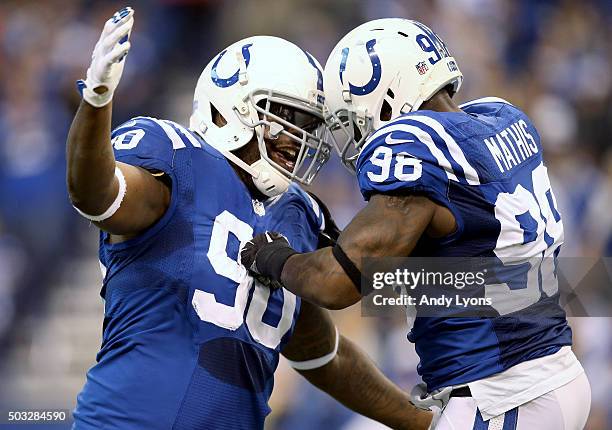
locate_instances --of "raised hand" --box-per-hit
[77,7,134,107]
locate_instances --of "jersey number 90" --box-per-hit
[192,211,297,349]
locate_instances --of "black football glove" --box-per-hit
[241,232,298,290]
[307,192,341,249]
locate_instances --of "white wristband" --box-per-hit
[74,166,127,222]
[81,85,114,108]
[286,326,339,370]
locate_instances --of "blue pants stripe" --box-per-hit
[502,407,519,430]
[472,409,489,430]
[472,406,519,430]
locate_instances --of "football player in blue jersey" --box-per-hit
[66,9,432,430]
[242,18,591,430]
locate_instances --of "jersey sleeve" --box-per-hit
[266,184,324,253]
[100,117,198,250]
[356,125,452,209]
[110,116,187,174]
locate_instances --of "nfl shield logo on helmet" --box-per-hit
[415,61,428,75]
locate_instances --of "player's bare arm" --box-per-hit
[242,193,455,309]
[66,8,169,238]
[283,301,432,430]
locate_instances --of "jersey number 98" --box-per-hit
[367,146,423,183]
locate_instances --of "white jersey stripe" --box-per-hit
[459,97,513,109]
[166,121,202,148]
[365,124,459,182]
[408,116,481,185]
[99,261,107,279]
[304,193,325,231]
[146,117,186,149]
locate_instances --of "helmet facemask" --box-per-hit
[237,87,331,186]
[190,36,332,197]
[325,106,373,173]
[322,19,463,174]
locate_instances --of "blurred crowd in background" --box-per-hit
[0,0,610,429]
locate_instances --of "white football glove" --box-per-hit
[410,383,453,409]
[77,7,134,108]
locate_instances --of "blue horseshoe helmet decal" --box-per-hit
[302,50,324,103]
[211,43,253,88]
[339,39,381,95]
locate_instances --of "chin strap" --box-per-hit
[191,124,290,197]
[250,159,290,197]
[217,147,261,178]
[219,148,290,197]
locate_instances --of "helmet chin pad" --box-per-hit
[250,158,290,197]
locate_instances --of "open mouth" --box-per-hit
[270,144,299,171]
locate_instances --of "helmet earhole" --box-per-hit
[211,103,228,127]
[380,99,393,121]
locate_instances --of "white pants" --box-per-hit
[433,372,591,430]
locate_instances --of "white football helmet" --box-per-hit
[190,36,330,197]
[323,18,463,171]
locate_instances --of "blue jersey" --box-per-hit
[73,117,322,429]
[356,97,571,391]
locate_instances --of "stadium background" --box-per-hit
[0,0,610,428]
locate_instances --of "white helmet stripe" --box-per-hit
[407,116,480,185]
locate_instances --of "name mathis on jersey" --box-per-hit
[484,119,538,173]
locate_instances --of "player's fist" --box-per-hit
[241,232,297,290]
[77,7,134,107]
